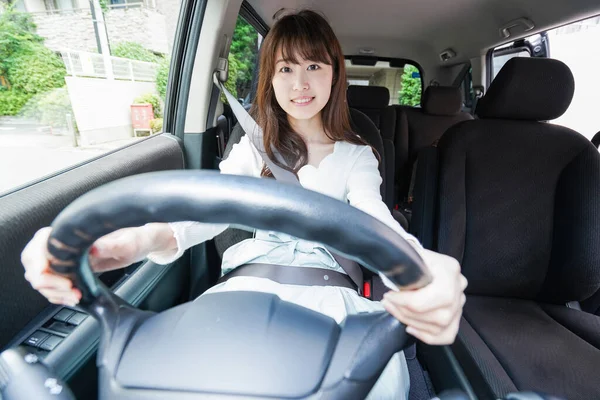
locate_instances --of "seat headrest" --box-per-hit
[347,85,390,109]
[476,57,574,121]
[422,86,463,116]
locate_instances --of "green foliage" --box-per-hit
[398,64,422,107]
[98,0,109,13]
[0,8,67,116]
[6,42,66,95]
[112,41,160,63]
[153,16,258,105]
[0,8,42,76]
[221,52,240,104]
[228,16,258,98]
[155,56,170,101]
[133,92,162,118]
[20,87,77,131]
[149,118,163,133]
[0,89,31,115]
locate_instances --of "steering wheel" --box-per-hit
[8,171,432,400]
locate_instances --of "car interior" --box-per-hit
[1,0,599,399]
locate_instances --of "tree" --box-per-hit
[0,7,43,77]
[229,17,258,97]
[0,8,66,116]
[112,41,161,63]
[398,65,422,106]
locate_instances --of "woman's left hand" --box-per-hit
[381,248,467,345]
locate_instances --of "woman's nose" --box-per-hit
[292,70,309,91]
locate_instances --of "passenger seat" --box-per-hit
[347,85,396,211]
[381,86,472,209]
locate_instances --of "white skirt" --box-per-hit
[201,276,410,400]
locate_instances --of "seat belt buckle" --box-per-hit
[362,279,372,299]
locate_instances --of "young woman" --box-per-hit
[22,10,467,399]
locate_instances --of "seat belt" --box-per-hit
[214,71,364,295]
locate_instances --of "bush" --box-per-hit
[149,118,163,133]
[398,64,422,107]
[0,9,66,116]
[0,9,43,77]
[0,89,32,116]
[20,88,76,131]
[112,42,161,63]
[221,52,240,104]
[155,56,170,101]
[133,92,162,118]
[5,42,66,95]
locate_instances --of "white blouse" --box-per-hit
[146,134,425,400]
[147,134,423,268]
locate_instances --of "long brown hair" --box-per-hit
[253,10,370,177]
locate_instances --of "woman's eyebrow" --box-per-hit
[275,59,291,65]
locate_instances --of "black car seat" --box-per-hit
[414,57,600,400]
[346,85,396,211]
[381,86,472,210]
[591,130,600,148]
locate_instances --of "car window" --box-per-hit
[489,15,600,140]
[222,14,262,105]
[0,0,183,194]
[346,60,423,106]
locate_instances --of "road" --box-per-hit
[0,120,140,194]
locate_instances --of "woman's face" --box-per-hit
[271,49,334,124]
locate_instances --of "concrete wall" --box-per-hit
[33,7,170,54]
[65,77,157,145]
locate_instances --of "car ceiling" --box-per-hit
[247,0,600,66]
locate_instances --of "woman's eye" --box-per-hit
[279,66,291,73]
[307,64,320,71]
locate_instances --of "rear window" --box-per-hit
[345,60,422,106]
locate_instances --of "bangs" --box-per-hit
[273,16,333,66]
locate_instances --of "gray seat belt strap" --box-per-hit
[216,76,300,185]
[215,72,364,294]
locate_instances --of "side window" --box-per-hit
[223,15,262,105]
[488,15,600,140]
[346,61,423,106]
[490,33,548,79]
[547,15,600,140]
[0,0,182,194]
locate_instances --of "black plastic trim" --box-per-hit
[0,134,184,350]
[240,0,269,37]
[164,0,208,138]
[43,259,183,381]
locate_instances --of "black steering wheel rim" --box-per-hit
[44,170,432,399]
[48,170,430,301]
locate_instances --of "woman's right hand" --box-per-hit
[21,223,176,306]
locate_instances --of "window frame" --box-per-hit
[343,56,425,107]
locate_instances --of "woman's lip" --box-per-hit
[291,97,315,106]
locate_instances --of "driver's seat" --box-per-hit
[422,57,600,399]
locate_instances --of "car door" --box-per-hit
[0,0,219,397]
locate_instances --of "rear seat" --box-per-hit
[346,85,396,212]
[381,86,473,210]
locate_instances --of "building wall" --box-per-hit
[32,7,170,54]
[65,76,158,145]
